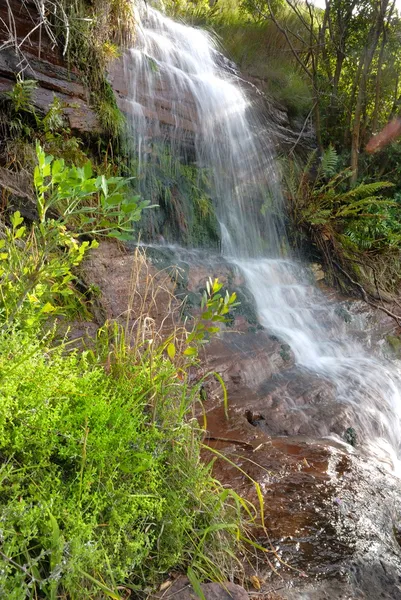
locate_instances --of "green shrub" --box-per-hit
[0,143,155,330]
[0,328,240,597]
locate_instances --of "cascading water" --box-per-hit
[123,3,401,469]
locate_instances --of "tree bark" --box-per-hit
[350,0,390,185]
[371,1,395,132]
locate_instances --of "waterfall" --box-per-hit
[123,3,401,469]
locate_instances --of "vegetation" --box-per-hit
[127,141,220,248]
[0,140,254,596]
[6,0,401,594]
[0,327,236,597]
[284,146,401,293]
[1,0,134,138]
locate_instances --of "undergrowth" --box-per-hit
[284,146,401,296]
[0,144,253,597]
[0,325,243,598]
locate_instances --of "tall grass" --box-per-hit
[0,270,249,597]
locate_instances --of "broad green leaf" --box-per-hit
[11,211,24,228]
[167,343,176,359]
[41,302,56,313]
[184,346,198,356]
[14,226,26,239]
[83,161,93,179]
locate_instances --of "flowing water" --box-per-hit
[124,3,401,469]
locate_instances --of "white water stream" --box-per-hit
[125,3,401,469]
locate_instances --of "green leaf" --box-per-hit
[11,211,24,229]
[77,571,122,600]
[167,343,176,359]
[107,231,133,241]
[100,175,108,197]
[184,347,198,357]
[14,226,26,239]
[207,326,220,334]
[187,568,206,600]
[52,158,65,177]
[41,302,56,313]
[83,161,93,179]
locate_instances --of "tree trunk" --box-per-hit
[350,0,389,185]
[371,1,395,132]
[345,58,363,147]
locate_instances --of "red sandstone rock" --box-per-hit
[0,0,99,133]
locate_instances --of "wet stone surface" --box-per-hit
[82,244,401,599]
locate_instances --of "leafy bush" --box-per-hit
[0,144,243,594]
[0,143,154,329]
[0,209,96,329]
[0,327,241,598]
[34,142,152,239]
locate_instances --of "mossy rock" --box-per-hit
[386,334,401,357]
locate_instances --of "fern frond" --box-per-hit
[335,198,396,218]
[342,181,394,200]
[320,145,338,178]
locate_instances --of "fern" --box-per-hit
[342,181,394,200]
[283,147,401,293]
[335,198,396,218]
[6,75,38,113]
[321,145,338,178]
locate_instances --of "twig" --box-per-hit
[289,100,317,155]
[204,435,254,449]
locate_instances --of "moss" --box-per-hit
[280,343,292,362]
[129,142,220,248]
[386,334,401,357]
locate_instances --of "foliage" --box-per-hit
[1,1,131,142]
[284,146,401,293]
[54,0,134,136]
[0,208,96,330]
[0,144,251,596]
[177,277,239,360]
[1,84,88,173]
[5,75,38,115]
[0,144,154,329]
[33,142,152,239]
[128,141,220,248]
[0,322,243,597]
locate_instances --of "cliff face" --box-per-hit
[0,2,313,151]
[0,0,98,132]
[108,52,315,157]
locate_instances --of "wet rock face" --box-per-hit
[205,433,401,599]
[108,53,314,156]
[82,244,401,599]
[0,0,98,132]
